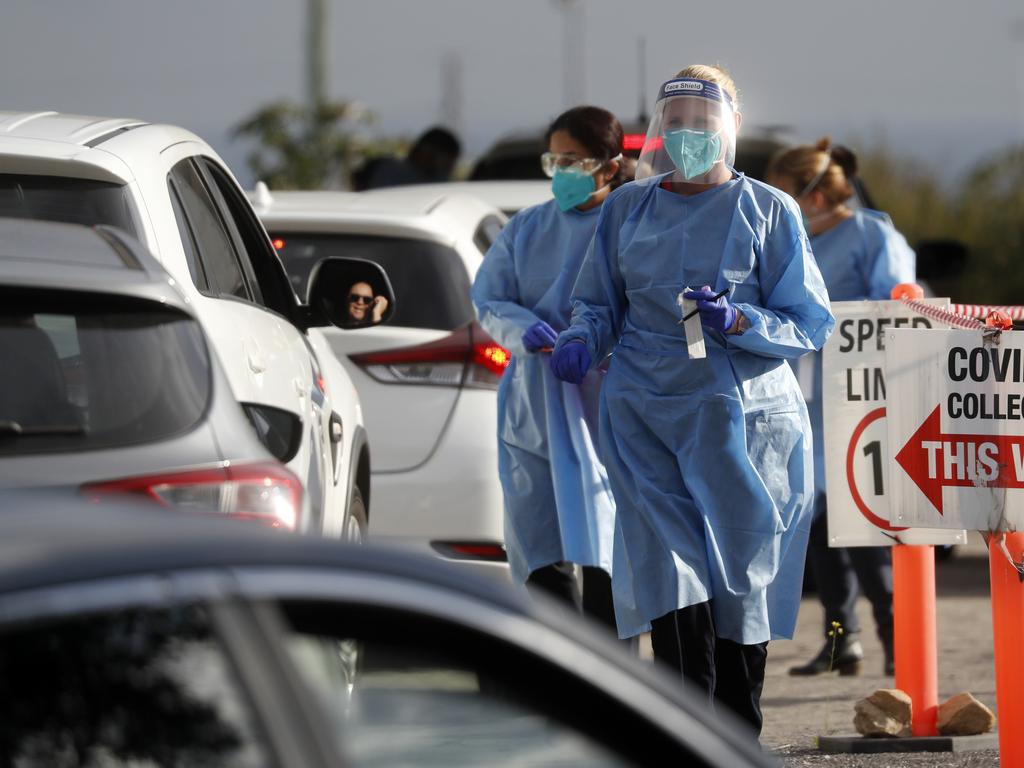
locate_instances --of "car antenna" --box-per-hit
[252,180,274,210]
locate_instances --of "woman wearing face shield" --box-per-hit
[471,106,628,628]
[766,140,915,677]
[550,66,834,734]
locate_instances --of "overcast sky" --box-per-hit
[2,0,1020,186]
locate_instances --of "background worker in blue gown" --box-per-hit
[766,140,916,677]
[550,65,834,735]
[471,106,629,629]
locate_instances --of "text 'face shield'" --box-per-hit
[636,78,737,183]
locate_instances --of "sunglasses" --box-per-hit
[349,294,373,305]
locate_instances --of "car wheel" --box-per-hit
[343,486,368,544]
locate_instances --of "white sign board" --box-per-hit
[887,327,1024,531]
[823,300,967,546]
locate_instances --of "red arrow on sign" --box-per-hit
[894,405,1024,515]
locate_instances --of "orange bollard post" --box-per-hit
[893,543,938,736]
[989,532,1024,767]
[891,282,925,301]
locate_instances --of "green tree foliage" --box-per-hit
[859,144,1024,304]
[233,101,406,190]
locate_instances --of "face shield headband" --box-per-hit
[636,78,737,183]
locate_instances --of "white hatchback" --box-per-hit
[251,184,514,572]
[0,111,378,539]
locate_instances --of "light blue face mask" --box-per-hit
[662,128,722,180]
[551,167,596,211]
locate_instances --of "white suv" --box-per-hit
[251,185,511,572]
[0,111,378,539]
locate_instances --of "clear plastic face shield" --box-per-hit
[635,78,738,184]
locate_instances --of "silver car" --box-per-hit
[0,217,305,527]
[0,491,777,767]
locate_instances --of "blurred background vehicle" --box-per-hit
[0,217,304,528]
[251,184,512,573]
[0,491,776,767]
[0,111,392,541]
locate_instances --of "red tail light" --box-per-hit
[82,462,303,530]
[639,136,663,155]
[431,541,508,562]
[623,133,647,151]
[350,321,510,390]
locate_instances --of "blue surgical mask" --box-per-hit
[662,128,722,180]
[551,167,596,211]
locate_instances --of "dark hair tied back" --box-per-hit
[828,144,858,180]
[546,105,632,190]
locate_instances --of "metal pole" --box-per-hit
[637,36,648,123]
[558,0,584,106]
[307,0,327,109]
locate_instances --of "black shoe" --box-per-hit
[788,638,864,676]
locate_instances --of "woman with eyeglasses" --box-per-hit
[766,139,915,678]
[470,106,628,629]
[549,66,834,735]
[346,281,389,325]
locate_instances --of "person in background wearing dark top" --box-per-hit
[346,281,389,325]
[353,127,462,190]
[766,139,915,677]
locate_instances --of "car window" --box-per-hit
[272,234,473,331]
[195,160,266,307]
[0,604,270,766]
[168,160,250,301]
[0,288,211,456]
[276,600,692,768]
[473,214,505,255]
[168,179,210,291]
[0,173,139,235]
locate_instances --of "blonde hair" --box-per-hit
[675,64,740,111]
[765,137,857,206]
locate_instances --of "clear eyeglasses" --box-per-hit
[539,152,607,178]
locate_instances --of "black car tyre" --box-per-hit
[343,486,368,545]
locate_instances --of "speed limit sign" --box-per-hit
[821,300,967,547]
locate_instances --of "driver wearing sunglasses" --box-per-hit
[347,281,389,324]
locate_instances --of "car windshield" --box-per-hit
[0,289,211,456]
[273,233,474,331]
[0,174,138,235]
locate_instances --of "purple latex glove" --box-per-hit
[682,285,737,333]
[550,340,591,384]
[522,320,559,353]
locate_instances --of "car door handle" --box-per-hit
[246,339,268,373]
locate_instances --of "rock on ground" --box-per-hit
[853,689,912,737]
[938,693,996,736]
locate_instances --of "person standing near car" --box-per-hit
[766,139,915,677]
[471,106,628,630]
[549,66,834,735]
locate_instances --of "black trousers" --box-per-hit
[807,503,893,643]
[526,562,618,634]
[650,601,768,736]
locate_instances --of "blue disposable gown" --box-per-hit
[471,199,617,584]
[557,174,834,643]
[800,209,916,497]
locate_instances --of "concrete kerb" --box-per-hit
[817,733,999,754]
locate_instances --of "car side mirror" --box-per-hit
[307,257,396,329]
[242,403,302,464]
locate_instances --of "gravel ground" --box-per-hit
[760,546,1001,767]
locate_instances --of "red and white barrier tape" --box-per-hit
[951,304,1024,320]
[900,298,986,330]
